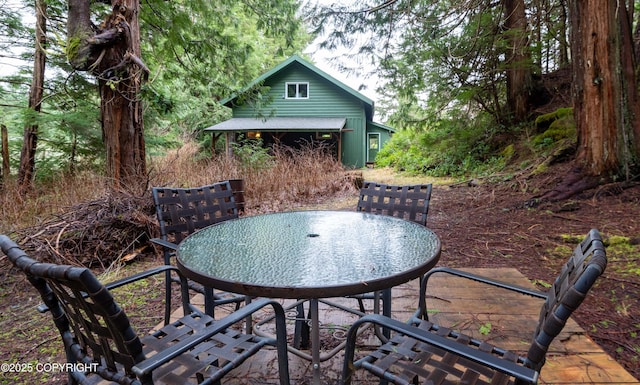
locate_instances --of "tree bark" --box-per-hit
[18,0,47,190]
[67,0,147,188]
[634,0,640,64]
[557,0,569,67]
[1,125,9,185]
[503,0,532,123]
[619,1,640,170]
[570,0,639,179]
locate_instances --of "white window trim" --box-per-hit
[285,82,309,99]
[367,133,381,161]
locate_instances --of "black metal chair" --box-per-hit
[353,181,433,315]
[356,181,432,226]
[1,235,290,385]
[342,228,607,385]
[151,180,245,322]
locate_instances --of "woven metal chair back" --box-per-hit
[526,228,607,371]
[152,180,238,246]
[0,235,144,382]
[357,181,432,226]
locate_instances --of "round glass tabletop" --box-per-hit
[177,210,441,298]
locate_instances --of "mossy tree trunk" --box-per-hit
[67,0,147,189]
[535,0,640,201]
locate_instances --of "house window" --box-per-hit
[285,82,309,99]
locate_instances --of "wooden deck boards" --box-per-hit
[175,268,638,384]
[424,268,637,384]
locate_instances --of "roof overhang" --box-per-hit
[367,121,396,133]
[204,117,347,132]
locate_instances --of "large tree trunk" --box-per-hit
[98,1,146,188]
[67,0,147,189]
[18,0,47,190]
[503,0,532,123]
[537,0,640,202]
[570,0,640,178]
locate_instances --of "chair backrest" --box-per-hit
[152,180,239,244]
[0,235,144,382]
[525,228,607,371]
[357,181,432,226]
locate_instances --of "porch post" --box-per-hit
[337,131,342,164]
[225,132,234,158]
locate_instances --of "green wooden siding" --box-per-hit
[217,56,395,168]
[233,62,369,167]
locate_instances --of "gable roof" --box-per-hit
[221,54,375,120]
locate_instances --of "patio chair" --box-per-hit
[0,234,290,385]
[151,180,245,322]
[356,181,432,226]
[353,181,433,315]
[341,228,607,385]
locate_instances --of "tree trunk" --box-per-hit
[570,0,640,178]
[503,0,532,123]
[619,1,640,168]
[534,0,640,202]
[67,0,147,189]
[634,0,640,64]
[557,0,569,67]
[17,0,47,190]
[1,124,9,186]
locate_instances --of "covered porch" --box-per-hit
[205,117,348,162]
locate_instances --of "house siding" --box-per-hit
[233,62,368,167]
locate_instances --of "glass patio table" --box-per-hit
[176,210,441,384]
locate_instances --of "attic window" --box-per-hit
[285,82,309,99]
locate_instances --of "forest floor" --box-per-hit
[0,163,639,384]
[418,165,640,381]
[304,164,640,381]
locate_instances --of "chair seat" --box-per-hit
[142,312,271,384]
[358,319,523,385]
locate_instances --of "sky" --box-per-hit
[303,45,380,103]
[301,0,382,103]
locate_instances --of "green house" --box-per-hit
[205,55,394,168]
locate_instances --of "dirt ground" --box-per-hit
[422,167,640,381]
[1,163,639,383]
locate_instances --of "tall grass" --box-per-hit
[1,141,358,234]
[149,141,357,214]
[0,173,109,234]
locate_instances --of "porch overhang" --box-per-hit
[204,117,347,132]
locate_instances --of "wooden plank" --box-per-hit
[541,353,640,384]
[167,268,639,384]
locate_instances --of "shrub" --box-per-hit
[376,115,505,177]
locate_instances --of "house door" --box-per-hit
[367,133,380,163]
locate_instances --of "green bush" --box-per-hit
[376,115,505,177]
[230,136,274,169]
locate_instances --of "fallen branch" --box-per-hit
[12,190,156,267]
